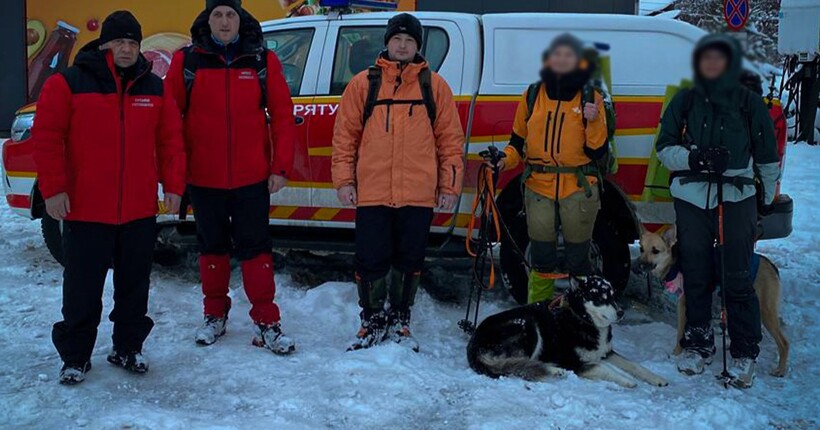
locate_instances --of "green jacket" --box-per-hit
[656,34,780,209]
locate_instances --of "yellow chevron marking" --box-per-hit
[308,147,333,156]
[312,208,340,221]
[5,171,37,178]
[270,206,298,218]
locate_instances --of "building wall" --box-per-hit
[0,0,27,135]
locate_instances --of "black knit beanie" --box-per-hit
[384,13,423,47]
[206,0,242,12]
[100,11,143,45]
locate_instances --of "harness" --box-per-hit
[362,65,436,126]
[521,82,604,198]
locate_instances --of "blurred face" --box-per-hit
[698,48,728,80]
[103,38,140,68]
[209,6,240,44]
[386,34,418,63]
[547,45,579,76]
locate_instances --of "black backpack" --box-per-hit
[361,66,437,126]
[181,47,269,115]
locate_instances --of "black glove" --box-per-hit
[704,147,730,174]
[479,146,506,168]
[688,147,729,173]
[688,148,710,172]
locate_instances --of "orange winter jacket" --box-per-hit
[503,83,608,200]
[332,54,465,208]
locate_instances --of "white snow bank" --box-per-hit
[0,145,818,429]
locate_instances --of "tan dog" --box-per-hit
[638,226,789,377]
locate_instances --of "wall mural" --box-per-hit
[24,0,412,101]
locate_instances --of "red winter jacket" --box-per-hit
[165,10,296,189]
[33,42,186,225]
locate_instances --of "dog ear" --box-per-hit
[662,225,677,247]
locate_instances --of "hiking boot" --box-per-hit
[252,323,296,355]
[107,350,149,374]
[676,348,714,375]
[195,315,227,346]
[348,310,389,352]
[387,309,419,353]
[728,357,756,389]
[59,362,91,385]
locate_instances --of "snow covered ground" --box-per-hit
[0,145,818,430]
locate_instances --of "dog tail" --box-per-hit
[472,353,552,381]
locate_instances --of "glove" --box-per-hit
[688,147,729,173]
[688,148,710,172]
[703,147,730,174]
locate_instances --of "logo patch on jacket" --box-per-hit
[239,71,256,80]
[572,106,582,115]
[132,98,155,108]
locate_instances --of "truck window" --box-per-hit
[264,28,315,96]
[329,27,449,96]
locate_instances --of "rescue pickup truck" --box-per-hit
[2,11,793,304]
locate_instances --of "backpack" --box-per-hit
[524,80,618,176]
[181,47,269,115]
[362,66,436,126]
[678,86,755,147]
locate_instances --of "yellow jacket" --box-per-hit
[503,83,608,200]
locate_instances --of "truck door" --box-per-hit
[310,16,466,230]
[262,21,327,222]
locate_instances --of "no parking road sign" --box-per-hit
[723,0,751,31]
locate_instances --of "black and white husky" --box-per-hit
[467,276,668,388]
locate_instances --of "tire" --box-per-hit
[497,182,530,305]
[593,217,631,296]
[41,213,65,266]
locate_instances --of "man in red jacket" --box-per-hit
[32,11,186,385]
[165,0,297,354]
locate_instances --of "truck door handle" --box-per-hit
[295,116,305,126]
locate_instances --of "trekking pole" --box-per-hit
[716,174,732,387]
[460,147,505,334]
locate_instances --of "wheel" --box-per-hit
[41,213,65,266]
[497,181,530,305]
[593,217,631,296]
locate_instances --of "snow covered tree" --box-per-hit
[673,0,780,66]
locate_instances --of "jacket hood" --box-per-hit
[376,51,429,82]
[190,8,264,56]
[540,62,593,102]
[73,39,152,82]
[692,34,742,97]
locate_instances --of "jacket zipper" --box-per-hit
[118,82,126,224]
[451,165,456,188]
[225,58,232,187]
[543,111,553,154]
[387,67,403,133]
[556,112,566,156]
[550,99,563,199]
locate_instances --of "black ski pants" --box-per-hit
[354,206,435,282]
[675,196,761,359]
[52,217,156,366]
